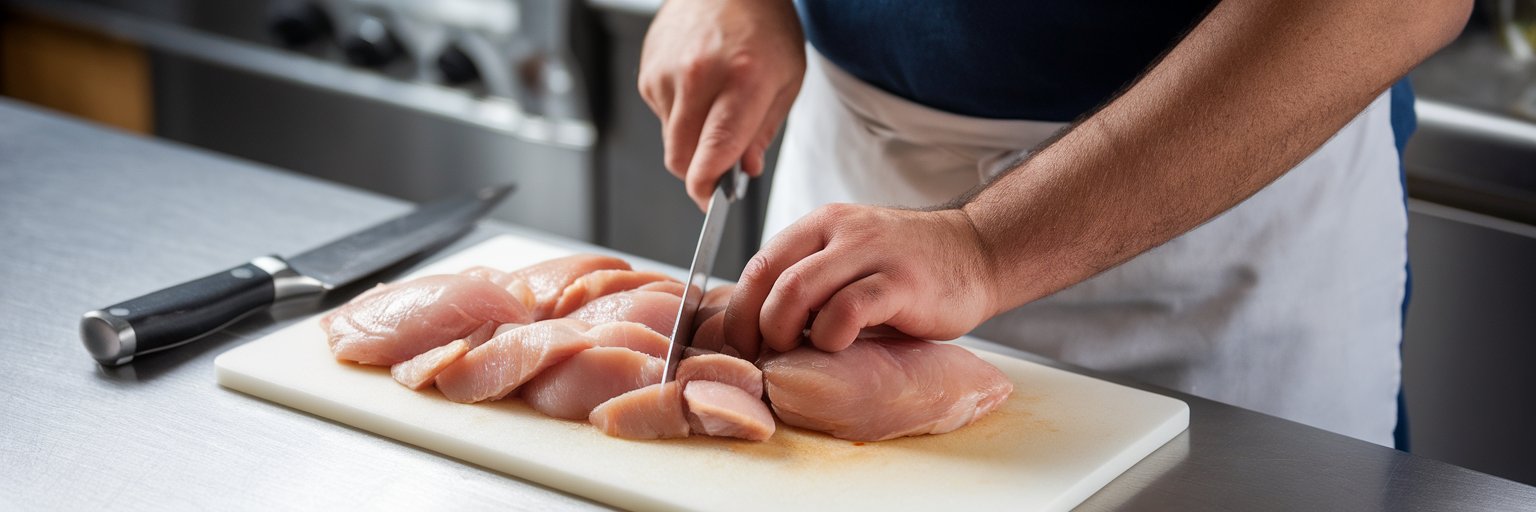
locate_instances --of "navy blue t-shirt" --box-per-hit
[797,0,1218,121]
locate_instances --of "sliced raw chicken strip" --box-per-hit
[567,290,681,336]
[322,274,533,365]
[760,337,1014,441]
[390,339,469,390]
[494,317,586,335]
[588,382,690,440]
[459,265,538,310]
[635,281,686,296]
[683,347,719,358]
[677,353,763,398]
[461,321,502,349]
[434,321,595,403]
[683,380,775,441]
[389,322,507,390]
[509,254,631,319]
[521,347,663,420]
[584,322,671,358]
[550,270,679,318]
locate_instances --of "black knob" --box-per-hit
[268,3,332,48]
[437,45,480,85]
[342,16,401,68]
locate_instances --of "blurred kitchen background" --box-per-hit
[1,0,1532,487]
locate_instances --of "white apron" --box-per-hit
[765,49,1408,446]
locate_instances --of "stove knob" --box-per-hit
[268,3,332,48]
[437,45,480,85]
[342,16,402,68]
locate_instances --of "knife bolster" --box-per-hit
[251,255,326,301]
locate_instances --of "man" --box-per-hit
[638,0,1471,446]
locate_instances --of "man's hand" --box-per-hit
[638,0,805,210]
[724,204,1001,356]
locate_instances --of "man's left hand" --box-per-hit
[724,203,1001,356]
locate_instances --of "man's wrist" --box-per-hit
[938,207,1008,319]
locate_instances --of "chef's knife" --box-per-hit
[80,185,514,366]
[662,165,749,382]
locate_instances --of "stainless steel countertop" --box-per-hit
[2,99,1532,510]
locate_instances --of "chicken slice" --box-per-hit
[460,266,538,310]
[584,321,671,358]
[635,281,686,296]
[521,347,663,420]
[434,321,595,403]
[588,382,690,440]
[461,321,501,349]
[566,290,681,335]
[509,254,631,319]
[683,380,775,441]
[550,270,679,318]
[322,274,533,366]
[760,338,1014,441]
[390,339,469,390]
[677,353,763,398]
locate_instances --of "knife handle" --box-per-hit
[80,256,322,366]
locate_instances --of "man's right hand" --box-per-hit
[638,0,805,210]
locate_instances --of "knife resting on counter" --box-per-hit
[80,185,514,366]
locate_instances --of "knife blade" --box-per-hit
[79,184,514,366]
[662,165,750,382]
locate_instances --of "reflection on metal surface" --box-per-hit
[1406,99,1536,225]
[1418,99,1536,145]
[251,255,328,301]
[5,0,595,148]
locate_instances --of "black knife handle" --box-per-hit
[80,256,321,366]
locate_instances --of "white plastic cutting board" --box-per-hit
[216,235,1188,511]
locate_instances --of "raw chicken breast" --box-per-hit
[461,321,502,349]
[684,347,719,358]
[683,380,775,441]
[509,254,631,319]
[460,266,538,310]
[521,347,663,420]
[434,321,596,403]
[323,274,533,365]
[588,382,690,440]
[391,339,469,390]
[760,338,1013,441]
[567,290,681,335]
[584,322,671,358]
[677,353,763,398]
[550,270,678,317]
[635,281,686,296]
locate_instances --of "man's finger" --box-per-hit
[758,248,869,351]
[665,75,722,181]
[742,90,796,176]
[684,83,776,208]
[650,78,676,136]
[638,76,672,122]
[723,222,825,356]
[808,273,904,352]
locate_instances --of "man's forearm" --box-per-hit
[958,0,1469,314]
